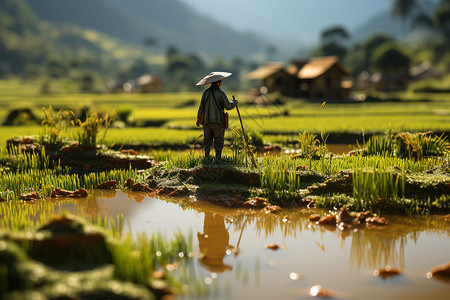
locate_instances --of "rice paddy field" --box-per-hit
[1,79,449,146]
[0,78,449,299]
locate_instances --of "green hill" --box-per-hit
[0,0,42,73]
[24,0,270,59]
[0,0,154,78]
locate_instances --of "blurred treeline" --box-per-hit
[1,0,449,93]
[312,0,450,77]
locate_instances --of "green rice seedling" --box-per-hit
[352,168,405,213]
[395,132,423,159]
[0,199,60,230]
[1,146,55,172]
[164,151,205,169]
[259,156,303,204]
[297,130,319,158]
[319,128,331,173]
[229,127,257,168]
[260,166,301,194]
[360,128,395,157]
[41,106,75,144]
[76,111,115,146]
[314,194,356,210]
[0,161,139,201]
[80,169,139,189]
[411,132,448,157]
[318,154,444,175]
[297,130,323,170]
[395,131,449,159]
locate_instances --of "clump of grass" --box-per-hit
[41,105,74,144]
[358,130,448,159]
[1,145,55,172]
[296,129,329,170]
[229,127,257,168]
[395,131,449,159]
[41,105,116,146]
[76,111,115,146]
[314,194,356,210]
[0,146,139,200]
[297,131,320,158]
[258,156,303,204]
[360,129,395,157]
[352,168,405,213]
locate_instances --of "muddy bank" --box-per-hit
[142,164,449,214]
[3,135,449,214]
[6,136,154,173]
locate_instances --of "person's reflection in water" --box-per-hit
[197,212,232,273]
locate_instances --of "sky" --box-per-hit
[180,0,393,43]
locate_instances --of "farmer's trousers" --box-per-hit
[203,122,225,159]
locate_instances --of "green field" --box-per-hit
[1,79,449,147]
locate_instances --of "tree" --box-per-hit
[408,0,450,52]
[117,59,151,80]
[166,45,179,58]
[313,25,350,60]
[345,33,395,74]
[321,26,350,45]
[391,0,418,35]
[165,54,195,75]
[433,0,450,43]
[318,43,347,60]
[46,58,67,78]
[372,42,411,74]
[79,72,96,92]
[391,0,417,19]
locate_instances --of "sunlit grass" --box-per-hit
[1,79,449,138]
[0,145,141,201]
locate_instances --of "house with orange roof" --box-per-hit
[248,56,352,100]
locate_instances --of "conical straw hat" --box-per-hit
[196,71,232,86]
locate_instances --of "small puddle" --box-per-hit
[327,143,356,154]
[59,190,449,299]
[268,144,356,157]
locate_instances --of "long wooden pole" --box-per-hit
[233,95,247,142]
[233,95,256,168]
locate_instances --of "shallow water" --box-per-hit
[281,144,355,155]
[62,190,449,299]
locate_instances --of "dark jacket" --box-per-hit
[197,85,236,125]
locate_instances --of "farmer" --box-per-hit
[196,71,238,162]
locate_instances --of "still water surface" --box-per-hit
[63,190,449,300]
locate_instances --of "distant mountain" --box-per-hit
[351,0,438,43]
[24,0,271,59]
[0,0,46,73]
[0,0,152,77]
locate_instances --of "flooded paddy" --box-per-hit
[60,190,450,299]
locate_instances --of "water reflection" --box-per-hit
[226,208,449,271]
[65,191,450,273]
[197,212,232,273]
[51,191,449,299]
